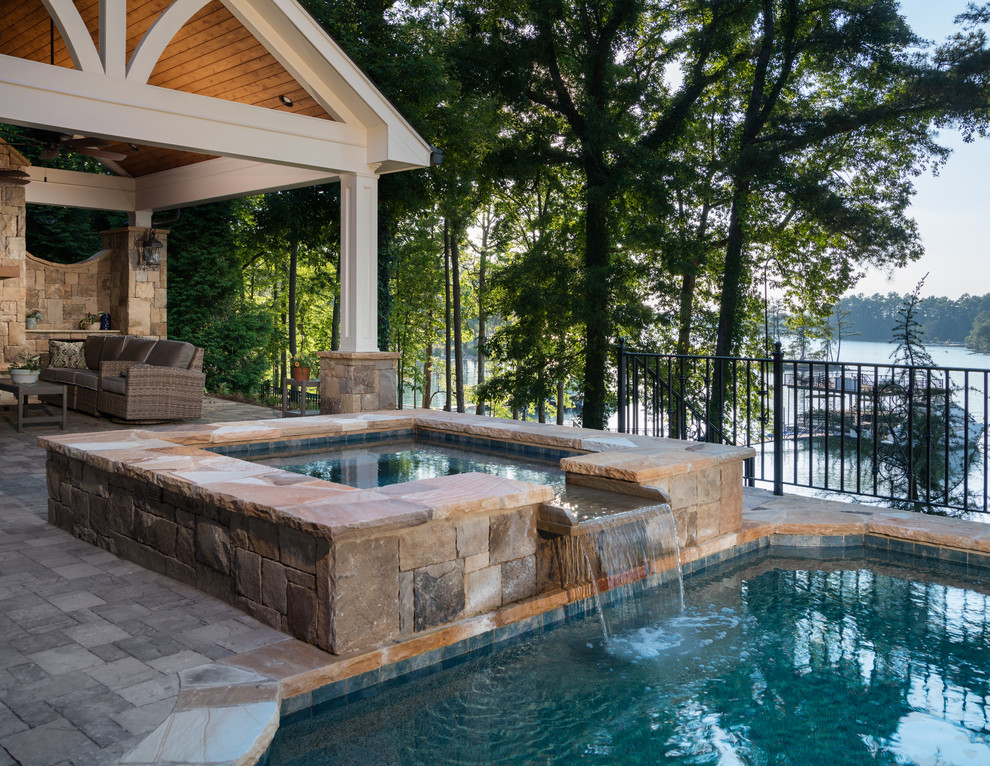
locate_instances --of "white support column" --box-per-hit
[128,210,152,227]
[338,171,379,353]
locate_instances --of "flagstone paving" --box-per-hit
[0,396,286,766]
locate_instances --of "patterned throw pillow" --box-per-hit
[48,340,87,369]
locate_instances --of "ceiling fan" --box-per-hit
[37,134,127,162]
[0,128,127,163]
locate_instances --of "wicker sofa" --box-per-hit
[41,335,206,422]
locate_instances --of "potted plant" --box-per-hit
[9,352,41,384]
[78,312,100,331]
[292,354,316,381]
[25,309,42,330]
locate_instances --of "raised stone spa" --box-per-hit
[39,410,753,656]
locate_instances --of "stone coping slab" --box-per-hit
[38,410,753,542]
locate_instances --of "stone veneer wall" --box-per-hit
[45,449,539,655]
[40,411,755,658]
[24,250,115,338]
[0,138,167,364]
[19,227,168,357]
[319,351,399,414]
[0,143,28,366]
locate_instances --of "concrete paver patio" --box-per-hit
[0,396,287,766]
[2,395,988,765]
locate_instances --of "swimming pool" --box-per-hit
[256,440,566,489]
[266,550,990,765]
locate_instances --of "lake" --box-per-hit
[835,339,990,370]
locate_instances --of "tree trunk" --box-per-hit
[475,227,488,415]
[715,180,751,360]
[331,296,340,351]
[288,238,299,359]
[581,170,611,431]
[708,180,751,442]
[377,205,394,351]
[443,219,452,412]
[423,309,433,409]
[676,202,712,356]
[451,227,465,413]
[556,376,565,425]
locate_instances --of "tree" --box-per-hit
[167,202,277,394]
[464,0,750,429]
[966,311,990,352]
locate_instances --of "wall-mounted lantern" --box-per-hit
[140,229,163,270]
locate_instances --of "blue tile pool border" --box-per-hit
[208,427,582,466]
[271,529,990,736]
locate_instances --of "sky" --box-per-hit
[850,0,989,299]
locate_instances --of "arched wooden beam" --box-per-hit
[39,0,102,73]
[126,0,212,84]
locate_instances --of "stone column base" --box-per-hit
[318,351,400,414]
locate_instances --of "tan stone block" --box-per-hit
[399,522,457,570]
[333,537,399,653]
[456,516,488,558]
[339,393,361,413]
[663,472,698,510]
[464,550,489,573]
[671,504,697,548]
[696,467,721,504]
[322,377,341,399]
[490,508,536,565]
[694,501,723,543]
[465,565,501,615]
[501,555,536,603]
[355,364,379,392]
[135,281,155,299]
[720,464,743,534]
[360,393,379,410]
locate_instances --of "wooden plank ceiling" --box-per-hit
[0,0,333,177]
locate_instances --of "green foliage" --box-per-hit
[966,311,990,352]
[891,277,935,367]
[167,202,277,395]
[838,292,990,344]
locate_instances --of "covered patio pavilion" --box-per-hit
[0,0,433,403]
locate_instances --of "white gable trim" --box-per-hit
[40,0,102,73]
[127,0,213,84]
[1,56,370,174]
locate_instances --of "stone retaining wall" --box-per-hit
[45,447,539,655]
[41,411,754,657]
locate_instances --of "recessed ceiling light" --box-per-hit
[278,95,293,107]
[128,143,139,151]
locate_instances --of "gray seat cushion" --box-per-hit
[84,335,106,369]
[41,368,100,388]
[145,340,195,369]
[99,336,130,363]
[100,376,127,395]
[73,370,100,391]
[116,339,156,364]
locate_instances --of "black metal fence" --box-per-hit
[616,340,990,515]
[261,382,321,411]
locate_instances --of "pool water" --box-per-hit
[267,552,990,765]
[258,441,565,490]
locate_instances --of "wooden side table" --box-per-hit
[282,378,321,417]
[0,378,67,432]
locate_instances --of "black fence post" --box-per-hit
[616,338,626,433]
[773,341,784,496]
